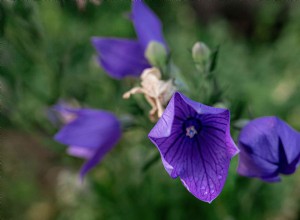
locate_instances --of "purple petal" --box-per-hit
[237,117,280,179]
[92,37,150,79]
[237,116,300,181]
[276,118,300,167]
[262,175,281,182]
[53,103,79,124]
[131,0,167,51]
[175,92,239,156]
[55,109,120,149]
[148,92,175,139]
[239,117,280,162]
[237,143,279,180]
[67,146,95,159]
[79,133,120,179]
[180,134,230,203]
[48,101,79,126]
[149,92,237,203]
[53,107,122,178]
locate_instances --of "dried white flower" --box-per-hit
[123,68,176,121]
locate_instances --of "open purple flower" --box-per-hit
[53,105,121,179]
[92,0,167,79]
[148,92,239,203]
[237,116,300,182]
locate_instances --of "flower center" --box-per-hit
[186,126,197,138]
[183,118,202,138]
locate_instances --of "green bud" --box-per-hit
[192,42,211,63]
[192,42,211,73]
[145,41,167,68]
[213,102,228,109]
[233,119,250,130]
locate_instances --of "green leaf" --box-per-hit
[209,45,220,72]
[141,152,160,172]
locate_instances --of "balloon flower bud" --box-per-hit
[192,42,211,72]
[145,41,168,69]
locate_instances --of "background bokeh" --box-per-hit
[1,0,300,219]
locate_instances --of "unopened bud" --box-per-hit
[192,42,211,72]
[145,41,167,68]
[233,119,250,130]
[213,102,228,109]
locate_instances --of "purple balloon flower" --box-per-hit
[237,116,300,182]
[148,92,239,203]
[92,0,167,79]
[53,105,122,179]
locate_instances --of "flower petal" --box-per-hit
[276,117,300,166]
[262,175,281,182]
[176,92,239,156]
[148,92,175,139]
[180,135,231,203]
[92,37,150,79]
[131,0,167,51]
[237,116,300,181]
[52,102,79,124]
[67,146,95,159]
[238,117,280,163]
[149,92,237,203]
[178,92,225,115]
[237,117,281,179]
[53,108,122,177]
[55,109,121,149]
[237,143,279,180]
[79,135,120,179]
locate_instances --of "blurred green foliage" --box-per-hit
[1,1,300,220]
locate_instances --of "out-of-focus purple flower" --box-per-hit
[92,0,167,79]
[148,92,239,203]
[237,116,300,182]
[53,105,121,179]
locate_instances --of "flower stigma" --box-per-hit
[186,126,198,138]
[183,118,202,138]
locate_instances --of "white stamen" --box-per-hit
[186,126,197,138]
